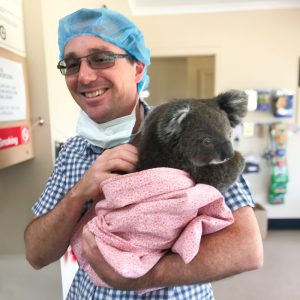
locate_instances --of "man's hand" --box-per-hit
[82,225,142,290]
[75,144,139,202]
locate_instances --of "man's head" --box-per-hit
[57,8,150,123]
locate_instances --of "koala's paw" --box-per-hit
[230,151,245,174]
[191,151,245,193]
[210,151,245,193]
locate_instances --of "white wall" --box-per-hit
[39,0,300,218]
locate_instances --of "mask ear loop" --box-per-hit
[138,80,147,99]
[130,80,147,143]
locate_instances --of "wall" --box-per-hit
[147,55,215,105]
[38,1,300,218]
[0,0,53,254]
[147,57,188,104]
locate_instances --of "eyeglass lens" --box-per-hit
[57,51,128,75]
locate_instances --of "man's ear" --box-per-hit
[135,61,145,83]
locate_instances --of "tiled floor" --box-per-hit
[0,230,299,300]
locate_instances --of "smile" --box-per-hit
[83,89,107,98]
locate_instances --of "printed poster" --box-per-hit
[0,56,26,121]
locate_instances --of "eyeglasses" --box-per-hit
[57,51,131,76]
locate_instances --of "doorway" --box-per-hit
[147,55,215,106]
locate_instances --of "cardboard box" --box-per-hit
[254,203,268,239]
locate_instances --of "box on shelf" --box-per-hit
[254,203,268,239]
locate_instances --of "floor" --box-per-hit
[0,255,62,300]
[213,230,300,300]
[0,230,299,300]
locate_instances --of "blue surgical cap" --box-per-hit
[58,8,150,92]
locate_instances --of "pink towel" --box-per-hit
[71,167,234,289]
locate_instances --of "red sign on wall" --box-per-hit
[0,126,30,150]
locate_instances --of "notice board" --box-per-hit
[0,0,33,169]
[0,47,33,169]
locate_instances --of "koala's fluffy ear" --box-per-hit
[216,90,248,127]
[157,101,191,142]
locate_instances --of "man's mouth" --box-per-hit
[83,89,107,98]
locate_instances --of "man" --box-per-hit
[24,7,263,300]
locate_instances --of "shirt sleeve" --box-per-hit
[32,144,69,217]
[224,175,255,211]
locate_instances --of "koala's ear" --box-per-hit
[216,90,248,127]
[157,102,191,142]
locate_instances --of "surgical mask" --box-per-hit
[76,106,139,149]
[76,82,146,149]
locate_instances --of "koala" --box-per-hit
[136,90,248,193]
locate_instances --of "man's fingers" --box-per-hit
[100,144,139,172]
[103,144,138,160]
[106,158,137,173]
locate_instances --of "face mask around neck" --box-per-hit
[76,81,147,149]
[76,102,140,149]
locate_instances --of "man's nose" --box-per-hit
[78,59,97,84]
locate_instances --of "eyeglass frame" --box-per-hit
[57,50,134,76]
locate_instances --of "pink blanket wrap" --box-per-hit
[71,167,234,288]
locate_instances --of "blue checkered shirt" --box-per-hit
[32,105,254,300]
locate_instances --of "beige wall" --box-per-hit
[147,57,189,104]
[147,55,215,105]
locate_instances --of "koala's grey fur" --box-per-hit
[136,90,248,193]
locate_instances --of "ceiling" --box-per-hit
[128,0,300,16]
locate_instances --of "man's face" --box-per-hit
[64,35,145,123]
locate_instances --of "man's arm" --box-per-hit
[150,206,263,287]
[24,186,89,269]
[82,205,263,290]
[24,144,139,269]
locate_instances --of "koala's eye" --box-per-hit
[201,137,213,146]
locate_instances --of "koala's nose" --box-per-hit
[220,141,234,160]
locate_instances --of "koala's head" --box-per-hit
[144,90,248,167]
